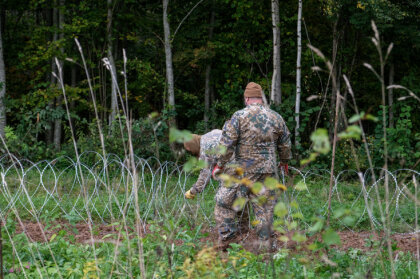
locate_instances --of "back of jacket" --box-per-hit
[218,103,291,174]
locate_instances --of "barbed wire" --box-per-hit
[1,152,419,234]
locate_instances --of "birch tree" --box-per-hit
[270,0,281,104]
[108,0,118,126]
[0,10,5,138]
[163,0,175,118]
[295,0,302,148]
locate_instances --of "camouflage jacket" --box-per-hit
[217,103,291,174]
[190,129,222,195]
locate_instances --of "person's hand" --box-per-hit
[212,165,223,179]
[184,189,195,199]
[279,163,289,176]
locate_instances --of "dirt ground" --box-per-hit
[10,220,420,256]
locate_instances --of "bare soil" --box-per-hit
[10,221,420,256]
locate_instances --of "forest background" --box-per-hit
[0,0,419,171]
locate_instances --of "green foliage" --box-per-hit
[1,0,419,172]
[3,126,55,161]
[373,104,420,168]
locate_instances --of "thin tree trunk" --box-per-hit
[107,0,118,126]
[54,0,65,150]
[270,0,281,104]
[340,33,358,116]
[69,65,76,137]
[100,64,107,123]
[53,97,63,149]
[336,61,343,130]
[388,63,394,128]
[326,69,340,225]
[204,0,215,131]
[210,86,215,129]
[47,5,58,145]
[294,0,302,148]
[163,0,175,124]
[0,10,6,139]
[204,65,211,130]
[328,17,339,139]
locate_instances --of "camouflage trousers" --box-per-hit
[214,171,276,241]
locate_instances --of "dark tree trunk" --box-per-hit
[47,5,58,145]
[388,63,394,128]
[204,0,215,132]
[0,8,6,138]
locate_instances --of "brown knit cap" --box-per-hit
[244,82,262,98]
[183,134,201,156]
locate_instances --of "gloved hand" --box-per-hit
[184,189,195,199]
[212,165,223,179]
[279,163,289,175]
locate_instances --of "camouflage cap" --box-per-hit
[244,82,262,98]
[184,134,201,156]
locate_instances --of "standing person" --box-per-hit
[184,129,222,199]
[212,82,291,247]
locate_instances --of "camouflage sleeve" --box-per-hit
[190,163,213,194]
[277,119,292,163]
[190,149,217,194]
[217,115,240,168]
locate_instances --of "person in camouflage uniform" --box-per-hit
[212,82,292,243]
[184,129,223,198]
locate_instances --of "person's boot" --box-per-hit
[215,233,237,251]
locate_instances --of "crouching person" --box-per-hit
[183,129,222,199]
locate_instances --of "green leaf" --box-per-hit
[183,157,197,172]
[232,197,247,211]
[365,113,378,122]
[349,112,365,123]
[287,221,298,230]
[310,128,330,154]
[48,267,58,274]
[290,200,299,209]
[274,202,288,217]
[291,233,307,243]
[169,127,193,143]
[295,180,307,191]
[183,157,208,172]
[292,212,304,219]
[333,208,347,219]
[342,216,356,226]
[149,111,159,119]
[264,177,278,190]
[338,125,362,140]
[251,182,263,194]
[322,229,341,246]
[300,152,318,165]
[309,219,324,233]
[49,234,57,242]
